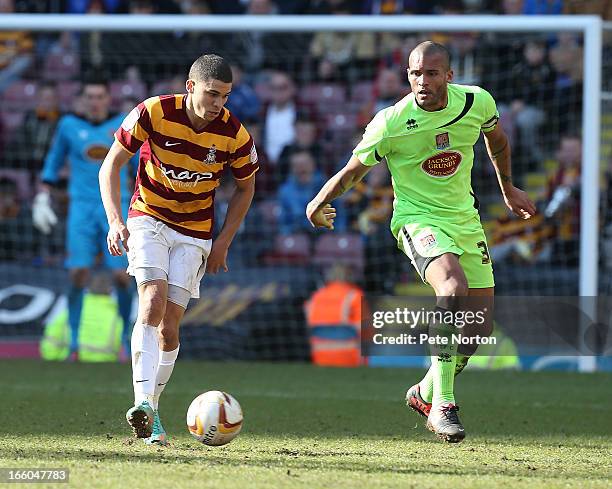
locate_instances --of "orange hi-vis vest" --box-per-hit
[304,281,364,367]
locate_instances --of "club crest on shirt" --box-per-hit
[204,145,217,165]
[436,132,450,150]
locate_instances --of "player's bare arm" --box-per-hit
[483,123,536,220]
[306,155,371,229]
[206,174,256,274]
[99,140,133,256]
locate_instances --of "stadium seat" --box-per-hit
[1,80,38,111]
[324,111,358,133]
[263,233,311,265]
[258,199,282,232]
[350,81,375,104]
[57,81,81,112]
[150,79,173,96]
[109,80,147,109]
[312,233,364,269]
[42,52,80,81]
[299,83,347,111]
[0,111,26,144]
[0,169,32,201]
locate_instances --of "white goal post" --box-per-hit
[0,14,603,371]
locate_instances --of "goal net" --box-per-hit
[0,15,605,369]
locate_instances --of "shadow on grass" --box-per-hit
[3,360,611,440]
[3,443,604,483]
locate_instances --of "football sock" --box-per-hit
[419,354,471,404]
[116,285,133,353]
[67,286,84,353]
[430,307,458,406]
[454,354,470,376]
[132,323,159,406]
[418,368,434,404]
[153,345,180,410]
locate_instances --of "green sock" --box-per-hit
[430,316,458,406]
[455,354,469,376]
[431,349,457,406]
[418,368,434,403]
[419,354,470,404]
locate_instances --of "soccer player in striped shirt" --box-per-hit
[99,54,258,445]
[307,41,536,442]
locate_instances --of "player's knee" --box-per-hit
[139,287,167,324]
[158,325,178,346]
[436,276,469,298]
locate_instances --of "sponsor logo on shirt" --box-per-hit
[435,132,450,150]
[406,118,418,130]
[159,162,213,184]
[85,144,110,162]
[421,151,462,178]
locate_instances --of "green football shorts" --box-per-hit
[396,214,494,289]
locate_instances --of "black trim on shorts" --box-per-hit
[470,191,480,210]
[401,227,441,281]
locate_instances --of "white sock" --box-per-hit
[153,345,180,410]
[131,323,159,406]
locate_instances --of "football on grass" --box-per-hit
[186,391,243,446]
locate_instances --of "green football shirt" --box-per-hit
[353,83,499,237]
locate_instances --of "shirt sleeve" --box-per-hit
[229,124,259,180]
[353,109,391,166]
[480,88,500,133]
[114,101,153,154]
[41,116,70,184]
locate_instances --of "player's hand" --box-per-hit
[32,192,58,234]
[206,240,229,274]
[306,200,336,229]
[107,221,130,256]
[503,185,536,220]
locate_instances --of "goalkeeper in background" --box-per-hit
[34,73,136,362]
[307,41,535,443]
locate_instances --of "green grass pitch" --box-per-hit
[1,360,611,488]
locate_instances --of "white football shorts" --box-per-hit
[126,215,212,299]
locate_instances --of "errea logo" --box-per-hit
[406,119,418,130]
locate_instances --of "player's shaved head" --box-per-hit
[189,54,233,83]
[407,41,453,111]
[409,41,451,71]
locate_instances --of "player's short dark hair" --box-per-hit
[189,54,233,83]
[80,70,109,91]
[410,41,452,71]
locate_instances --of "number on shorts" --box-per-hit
[477,241,491,264]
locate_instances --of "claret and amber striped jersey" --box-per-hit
[115,94,258,239]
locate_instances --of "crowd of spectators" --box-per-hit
[3,0,611,16]
[0,0,609,293]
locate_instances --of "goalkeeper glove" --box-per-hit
[32,192,58,234]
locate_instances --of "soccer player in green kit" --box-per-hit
[306,41,536,442]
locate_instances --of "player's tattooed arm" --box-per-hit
[483,124,513,192]
[483,122,537,219]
